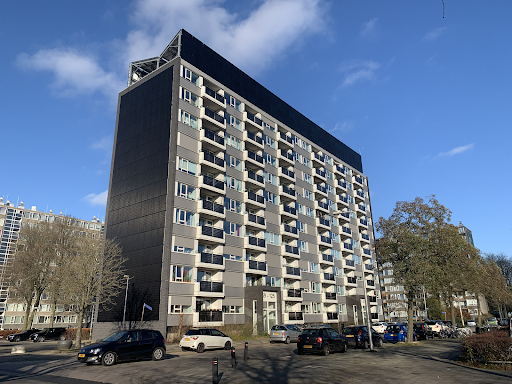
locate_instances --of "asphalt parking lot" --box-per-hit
[1,338,512,384]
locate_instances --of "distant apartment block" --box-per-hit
[95,29,382,338]
[0,197,103,330]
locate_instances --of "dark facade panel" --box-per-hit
[98,66,174,323]
[180,30,363,173]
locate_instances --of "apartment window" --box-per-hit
[225,154,242,171]
[224,176,243,192]
[262,134,276,149]
[303,157,311,168]
[173,246,194,254]
[309,262,319,274]
[264,191,278,205]
[227,114,242,131]
[39,304,52,312]
[178,109,199,129]
[332,250,341,260]
[332,217,338,227]
[335,267,342,277]
[302,173,312,184]
[301,141,311,152]
[337,285,345,296]
[297,221,306,233]
[177,157,197,175]
[346,182,353,190]
[298,240,307,252]
[223,134,241,151]
[304,189,314,201]
[350,239,359,249]
[295,152,301,162]
[264,231,280,245]
[296,203,304,215]
[312,303,322,314]
[181,66,200,86]
[384,278,393,284]
[263,152,276,167]
[224,197,242,213]
[175,182,196,200]
[174,209,195,226]
[339,304,346,314]
[170,305,192,314]
[305,207,314,218]
[180,87,200,107]
[225,94,242,111]
[264,171,278,186]
[222,305,243,314]
[264,276,281,287]
[263,122,275,131]
[224,254,243,261]
[310,282,321,293]
[325,155,333,165]
[224,221,242,236]
[330,232,339,243]
[326,185,334,195]
[170,265,193,282]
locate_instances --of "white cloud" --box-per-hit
[91,135,113,152]
[83,190,108,206]
[338,59,380,87]
[17,0,327,100]
[436,144,474,158]
[360,18,378,38]
[329,120,354,134]
[17,49,125,99]
[423,27,446,41]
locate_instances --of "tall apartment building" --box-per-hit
[0,197,103,330]
[95,29,381,339]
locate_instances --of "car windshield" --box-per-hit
[271,325,286,331]
[102,331,128,342]
[185,329,210,336]
[343,327,357,335]
[387,325,403,333]
[300,329,320,336]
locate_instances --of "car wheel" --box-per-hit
[322,345,330,356]
[285,337,290,344]
[341,342,348,353]
[298,348,305,355]
[363,340,369,349]
[377,339,383,348]
[101,352,116,366]
[270,340,274,344]
[39,336,45,342]
[14,337,20,342]
[196,343,205,353]
[224,341,231,350]
[181,347,189,352]
[152,347,165,361]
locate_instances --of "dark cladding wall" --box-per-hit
[179,30,363,173]
[98,66,174,323]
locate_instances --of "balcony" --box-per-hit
[245,213,266,230]
[322,273,335,284]
[287,312,303,321]
[244,170,265,188]
[318,235,332,247]
[200,151,225,172]
[278,149,295,164]
[335,165,346,175]
[244,150,264,167]
[282,244,300,258]
[281,223,299,239]
[314,168,326,181]
[245,236,266,251]
[198,199,225,219]
[202,86,225,107]
[198,252,225,270]
[198,310,223,322]
[246,191,266,208]
[280,204,298,219]
[360,233,370,243]
[196,281,224,297]
[321,253,334,264]
[366,280,375,287]
[279,132,294,147]
[363,248,372,256]
[245,260,267,275]
[243,111,263,130]
[340,226,352,240]
[365,263,374,273]
[199,175,225,193]
[353,176,364,188]
[201,107,226,129]
[287,289,303,301]
[343,242,354,254]
[283,266,301,279]
[316,217,330,230]
[325,292,337,301]
[278,167,295,182]
[326,312,338,321]
[280,185,296,200]
[313,152,325,165]
[343,259,355,270]
[315,184,327,197]
[198,226,225,243]
[315,200,330,213]
[200,128,225,150]
[336,179,347,191]
[359,218,368,228]
[356,204,367,217]
[337,211,350,223]
[244,130,264,149]
[369,296,378,303]
[345,276,357,286]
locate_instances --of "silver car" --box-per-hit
[269,324,301,344]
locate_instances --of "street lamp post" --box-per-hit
[122,275,130,330]
[333,210,374,351]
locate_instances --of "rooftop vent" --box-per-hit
[31,206,37,211]
[18,201,25,208]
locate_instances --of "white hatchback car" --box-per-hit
[179,328,233,353]
[371,322,388,334]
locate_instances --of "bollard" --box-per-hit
[231,347,237,369]
[212,358,218,384]
[244,342,248,362]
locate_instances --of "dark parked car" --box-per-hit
[77,329,166,366]
[7,329,40,342]
[342,325,383,348]
[413,322,433,340]
[297,327,348,356]
[30,327,66,342]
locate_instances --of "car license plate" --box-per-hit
[303,345,312,348]
[79,354,85,358]
[346,335,354,337]
[391,334,396,336]
[185,338,190,341]
[273,333,280,335]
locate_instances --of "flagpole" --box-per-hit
[140,303,145,329]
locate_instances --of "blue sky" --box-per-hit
[1,0,510,255]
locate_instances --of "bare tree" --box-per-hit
[60,236,125,347]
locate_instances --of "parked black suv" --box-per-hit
[77,329,166,366]
[413,322,433,340]
[342,325,383,348]
[30,327,66,342]
[297,327,348,356]
[7,329,40,342]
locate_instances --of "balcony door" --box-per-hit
[263,291,277,333]
[197,270,212,282]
